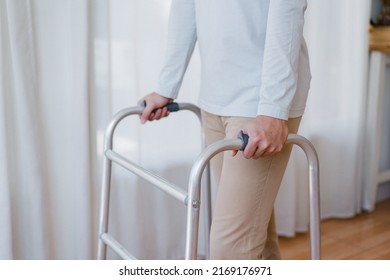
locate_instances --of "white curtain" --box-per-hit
[0,0,106,259]
[0,0,371,259]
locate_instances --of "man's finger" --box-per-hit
[243,139,260,159]
[141,104,155,124]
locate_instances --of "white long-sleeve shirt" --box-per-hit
[156,0,311,120]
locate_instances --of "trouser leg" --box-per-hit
[261,210,281,260]
[201,110,301,260]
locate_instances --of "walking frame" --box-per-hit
[97,103,321,260]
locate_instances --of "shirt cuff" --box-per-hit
[257,103,289,120]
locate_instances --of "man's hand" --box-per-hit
[233,116,288,159]
[137,92,173,124]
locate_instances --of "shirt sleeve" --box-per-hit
[257,0,308,120]
[156,0,197,99]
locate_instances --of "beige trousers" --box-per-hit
[201,111,301,260]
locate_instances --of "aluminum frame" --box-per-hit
[97,103,321,260]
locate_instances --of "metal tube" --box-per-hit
[97,106,143,260]
[176,103,202,120]
[201,164,212,259]
[286,134,321,260]
[105,150,188,204]
[101,233,137,260]
[184,104,213,259]
[185,134,320,260]
[97,156,112,259]
[185,139,243,259]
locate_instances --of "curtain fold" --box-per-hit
[0,0,372,259]
[0,0,12,260]
[0,17,13,258]
[1,0,50,259]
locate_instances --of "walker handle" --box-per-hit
[237,131,249,151]
[141,100,180,113]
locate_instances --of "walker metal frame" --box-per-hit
[97,103,321,260]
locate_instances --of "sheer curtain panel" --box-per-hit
[0,0,104,259]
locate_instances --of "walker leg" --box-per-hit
[201,164,212,259]
[287,134,321,260]
[97,156,112,260]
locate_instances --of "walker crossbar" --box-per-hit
[97,103,321,260]
[100,233,137,260]
[105,150,188,204]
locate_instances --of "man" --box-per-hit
[139,0,311,259]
